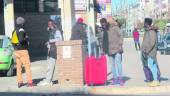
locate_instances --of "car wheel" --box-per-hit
[6,62,14,77]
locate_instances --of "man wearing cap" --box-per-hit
[141,18,160,87]
[12,17,35,88]
[71,17,87,45]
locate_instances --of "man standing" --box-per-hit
[108,19,124,86]
[12,17,35,88]
[38,19,63,86]
[71,17,87,45]
[141,18,160,87]
[100,18,109,55]
[100,18,124,86]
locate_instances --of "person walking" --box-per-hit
[141,18,160,87]
[12,17,35,88]
[133,28,140,50]
[38,19,63,86]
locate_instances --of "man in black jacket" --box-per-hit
[12,17,35,88]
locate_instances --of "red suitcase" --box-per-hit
[84,55,107,85]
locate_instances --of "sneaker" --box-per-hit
[149,81,160,87]
[118,79,125,86]
[38,81,53,86]
[110,79,119,85]
[118,77,125,86]
[18,82,24,88]
[27,82,36,87]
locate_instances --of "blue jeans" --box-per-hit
[109,53,123,79]
[148,57,158,81]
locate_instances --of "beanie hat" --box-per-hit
[144,18,152,26]
[16,17,25,25]
[77,17,84,23]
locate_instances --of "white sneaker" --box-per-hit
[38,81,53,86]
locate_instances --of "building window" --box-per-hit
[44,0,59,12]
[14,0,38,13]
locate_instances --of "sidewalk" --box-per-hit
[2,84,170,96]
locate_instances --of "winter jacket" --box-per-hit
[13,26,29,50]
[71,22,87,45]
[133,31,139,41]
[141,29,157,59]
[48,28,63,59]
[107,24,123,55]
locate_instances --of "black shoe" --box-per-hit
[18,82,24,88]
[26,82,36,87]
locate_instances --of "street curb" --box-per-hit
[88,86,170,95]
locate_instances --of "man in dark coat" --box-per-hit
[71,17,87,45]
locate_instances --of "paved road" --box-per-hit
[0,38,170,96]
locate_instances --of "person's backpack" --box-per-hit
[11,30,19,45]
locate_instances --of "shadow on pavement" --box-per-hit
[30,57,47,62]
[32,78,58,85]
[108,76,131,82]
[33,78,45,85]
[160,77,169,81]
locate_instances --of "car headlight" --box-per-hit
[2,49,11,56]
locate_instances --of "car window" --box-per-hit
[2,36,9,48]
